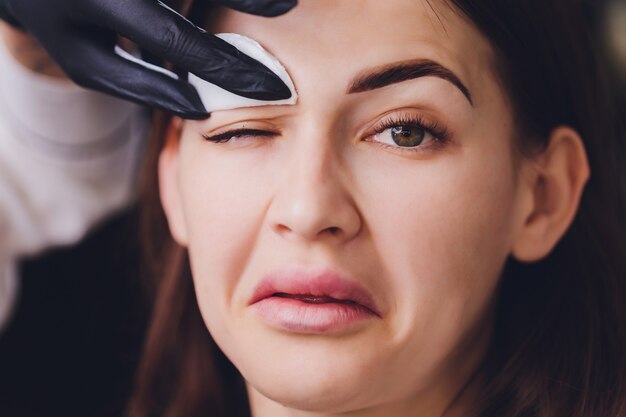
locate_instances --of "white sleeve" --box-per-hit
[0,38,149,331]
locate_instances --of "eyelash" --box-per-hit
[365,113,451,154]
[201,128,278,144]
[201,113,451,154]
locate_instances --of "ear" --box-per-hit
[511,126,591,262]
[158,117,189,246]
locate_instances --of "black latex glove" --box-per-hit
[0,0,296,119]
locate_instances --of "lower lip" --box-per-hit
[251,296,377,333]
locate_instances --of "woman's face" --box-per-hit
[161,1,531,414]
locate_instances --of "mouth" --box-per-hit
[248,267,381,334]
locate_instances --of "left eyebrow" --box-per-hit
[346,59,474,106]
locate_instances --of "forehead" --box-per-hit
[207,0,493,105]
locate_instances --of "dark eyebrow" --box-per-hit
[347,59,473,106]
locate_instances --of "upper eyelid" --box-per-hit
[359,106,440,129]
[201,114,289,134]
[218,128,278,136]
[366,112,450,140]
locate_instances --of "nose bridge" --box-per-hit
[292,124,336,190]
[267,120,361,243]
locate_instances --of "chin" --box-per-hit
[238,341,389,413]
[252,377,377,414]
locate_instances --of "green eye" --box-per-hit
[367,114,449,154]
[390,126,426,147]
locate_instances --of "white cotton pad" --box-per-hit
[188,33,298,113]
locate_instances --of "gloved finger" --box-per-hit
[77,0,291,101]
[209,0,297,17]
[58,35,208,119]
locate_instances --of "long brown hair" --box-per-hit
[128,1,626,416]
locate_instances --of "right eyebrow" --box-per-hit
[346,59,474,106]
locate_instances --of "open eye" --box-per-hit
[364,113,450,154]
[374,125,432,148]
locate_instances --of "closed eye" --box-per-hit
[202,128,279,143]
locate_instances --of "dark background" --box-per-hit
[0,210,147,417]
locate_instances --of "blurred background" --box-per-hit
[0,1,624,416]
[601,0,626,118]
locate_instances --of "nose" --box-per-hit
[266,135,362,244]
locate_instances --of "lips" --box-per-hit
[248,266,381,333]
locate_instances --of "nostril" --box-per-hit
[274,224,291,234]
[326,227,340,235]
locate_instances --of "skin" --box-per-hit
[157,1,590,416]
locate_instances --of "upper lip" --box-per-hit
[248,266,382,317]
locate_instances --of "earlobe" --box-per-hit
[511,126,590,263]
[158,117,189,246]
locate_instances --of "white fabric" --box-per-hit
[0,37,148,332]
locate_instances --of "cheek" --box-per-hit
[354,143,518,351]
[176,138,277,322]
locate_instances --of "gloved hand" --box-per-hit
[0,0,296,119]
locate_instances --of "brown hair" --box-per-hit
[447,1,626,416]
[128,1,626,416]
